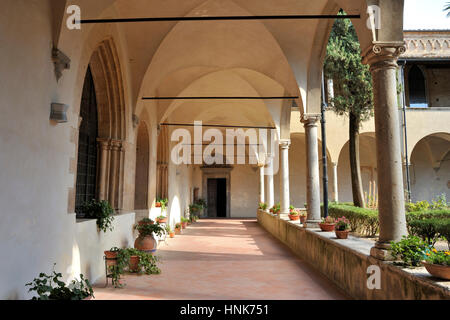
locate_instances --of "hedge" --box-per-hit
[409,219,450,246]
[322,204,450,238]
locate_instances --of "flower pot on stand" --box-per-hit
[156,217,167,224]
[335,230,350,239]
[423,262,450,280]
[319,223,335,232]
[104,251,118,267]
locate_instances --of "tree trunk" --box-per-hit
[349,112,366,208]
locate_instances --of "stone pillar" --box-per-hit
[279,140,291,214]
[258,162,265,204]
[266,156,275,209]
[332,162,339,203]
[363,43,408,260]
[301,114,321,228]
[97,138,111,201]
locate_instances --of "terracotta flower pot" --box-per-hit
[156,217,167,224]
[300,216,307,224]
[289,214,300,221]
[175,228,181,235]
[319,223,335,232]
[134,235,157,253]
[182,222,187,229]
[155,202,161,207]
[129,256,140,272]
[170,232,175,238]
[104,251,118,267]
[335,229,349,239]
[423,262,450,280]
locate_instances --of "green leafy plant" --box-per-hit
[107,247,161,288]
[259,203,268,210]
[321,216,336,224]
[270,203,281,214]
[175,223,182,229]
[408,219,441,245]
[389,235,431,267]
[81,199,115,233]
[26,264,93,300]
[180,217,189,223]
[135,222,165,237]
[405,200,430,212]
[431,194,448,210]
[335,216,350,231]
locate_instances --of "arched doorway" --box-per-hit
[134,122,150,209]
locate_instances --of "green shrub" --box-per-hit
[389,235,430,267]
[81,199,115,233]
[408,219,441,245]
[325,203,379,236]
[405,200,430,212]
[435,219,450,247]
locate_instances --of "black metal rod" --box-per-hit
[399,62,412,202]
[321,71,329,218]
[160,123,276,129]
[80,15,360,24]
[143,96,299,100]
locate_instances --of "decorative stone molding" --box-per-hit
[132,114,140,129]
[362,41,406,71]
[403,31,450,59]
[52,47,70,81]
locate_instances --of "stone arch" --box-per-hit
[410,133,450,202]
[134,121,150,210]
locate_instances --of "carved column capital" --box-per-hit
[97,138,111,150]
[301,113,321,127]
[362,41,406,72]
[279,139,291,150]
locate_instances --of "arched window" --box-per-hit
[75,67,98,214]
[408,65,428,108]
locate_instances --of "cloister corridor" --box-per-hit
[93,219,348,300]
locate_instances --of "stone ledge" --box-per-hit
[257,210,450,300]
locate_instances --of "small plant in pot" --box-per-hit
[270,203,281,215]
[259,202,268,211]
[422,248,450,280]
[175,223,182,234]
[319,216,336,232]
[138,217,154,226]
[26,264,94,300]
[289,206,300,221]
[180,217,189,229]
[104,246,121,267]
[134,220,165,254]
[334,216,351,239]
[165,224,175,238]
[156,215,167,224]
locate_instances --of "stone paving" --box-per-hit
[93,219,349,300]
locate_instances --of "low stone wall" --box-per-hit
[76,212,135,285]
[257,210,450,300]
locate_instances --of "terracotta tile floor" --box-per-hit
[93,219,349,300]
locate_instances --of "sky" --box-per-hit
[404,0,449,30]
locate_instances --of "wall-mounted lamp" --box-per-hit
[50,103,69,123]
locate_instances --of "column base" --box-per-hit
[370,242,395,261]
[304,219,321,229]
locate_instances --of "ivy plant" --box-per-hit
[82,199,115,233]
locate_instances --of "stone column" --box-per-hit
[332,162,339,203]
[279,140,291,214]
[266,156,275,209]
[258,162,265,204]
[301,114,321,228]
[363,43,408,260]
[109,140,122,209]
[97,138,111,201]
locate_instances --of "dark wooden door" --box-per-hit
[207,178,227,217]
[207,179,218,217]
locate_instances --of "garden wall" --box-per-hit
[257,210,450,300]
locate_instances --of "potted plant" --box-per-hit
[155,201,161,208]
[334,216,351,239]
[181,217,189,229]
[175,223,182,234]
[259,203,268,211]
[423,248,450,280]
[104,246,120,267]
[26,264,94,300]
[138,217,154,226]
[299,211,307,224]
[319,216,336,232]
[81,199,115,233]
[270,203,281,215]
[165,225,175,238]
[289,206,300,221]
[156,215,167,224]
[134,220,165,253]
